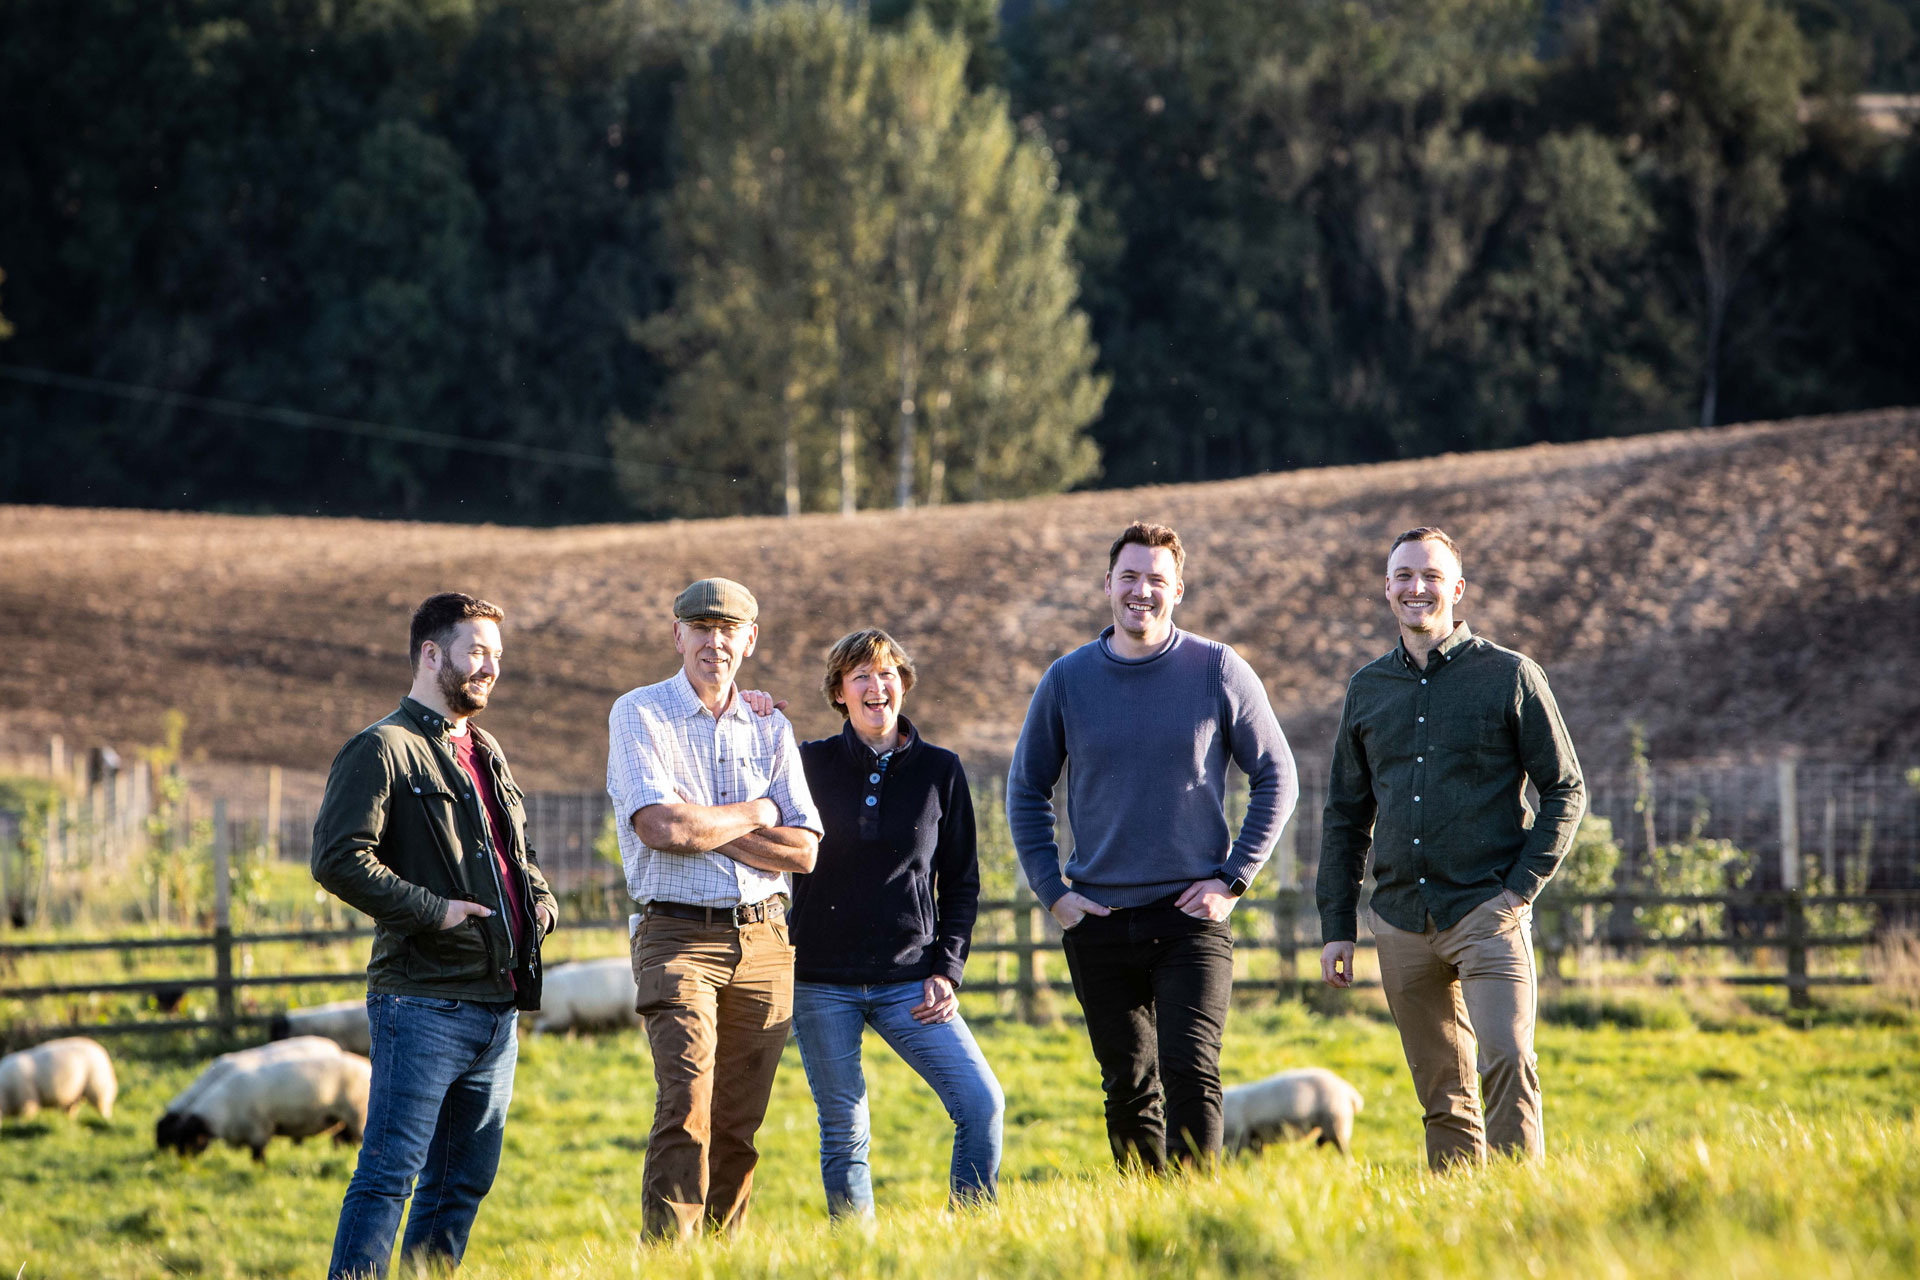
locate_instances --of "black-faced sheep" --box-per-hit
[156,1035,371,1162]
[1222,1067,1365,1156]
[0,1036,118,1122]
[525,956,640,1034]
[267,997,372,1055]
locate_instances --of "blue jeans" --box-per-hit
[327,994,519,1279]
[791,979,1003,1218]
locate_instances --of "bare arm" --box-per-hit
[717,826,819,874]
[632,797,780,854]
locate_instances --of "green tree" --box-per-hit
[1582,0,1815,426]
[625,4,1103,517]
[619,1,888,518]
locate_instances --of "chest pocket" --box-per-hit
[405,770,468,879]
[714,739,773,809]
[1432,703,1510,755]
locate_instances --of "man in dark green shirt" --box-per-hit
[1318,527,1584,1170]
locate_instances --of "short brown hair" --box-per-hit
[1388,526,1463,572]
[821,628,917,718]
[1108,521,1185,575]
[410,593,505,670]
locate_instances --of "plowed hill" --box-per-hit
[3,409,1915,786]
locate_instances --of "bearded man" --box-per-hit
[312,592,556,1278]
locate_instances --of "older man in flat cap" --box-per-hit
[607,577,822,1240]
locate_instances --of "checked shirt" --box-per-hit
[607,669,821,917]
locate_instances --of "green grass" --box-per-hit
[3,1003,1918,1278]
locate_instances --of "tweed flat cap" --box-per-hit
[673,577,758,625]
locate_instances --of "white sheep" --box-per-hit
[156,1035,371,1161]
[0,1036,118,1122]
[268,998,372,1055]
[525,956,640,1034]
[1222,1067,1365,1156]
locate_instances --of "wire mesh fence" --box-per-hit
[4,737,1919,935]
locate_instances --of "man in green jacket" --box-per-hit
[1319,528,1584,1171]
[312,592,556,1279]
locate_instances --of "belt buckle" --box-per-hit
[731,901,752,926]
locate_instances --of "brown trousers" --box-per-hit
[1373,893,1542,1171]
[630,913,795,1240]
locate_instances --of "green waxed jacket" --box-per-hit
[311,698,557,1008]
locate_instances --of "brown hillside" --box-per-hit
[3,409,1916,788]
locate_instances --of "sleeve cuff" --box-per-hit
[1031,877,1068,910]
[1505,868,1548,903]
[410,892,450,936]
[1320,912,1358,945]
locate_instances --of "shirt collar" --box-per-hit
[1397,620,1476,670]
[838,715,919,765]
[668,668,752,723]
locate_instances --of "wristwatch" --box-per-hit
[1223,873,1250,898]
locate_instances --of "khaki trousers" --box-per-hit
[630,913,795,1240]
[1373,893,1542,1171]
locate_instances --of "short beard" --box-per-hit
[438,664,490,717]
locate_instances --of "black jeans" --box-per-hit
[1060,897,1235,1171]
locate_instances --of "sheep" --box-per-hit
[524,956,641,1034]
[156,1035,371,1162]
[268,998,372,1055]
[1222,1067,1365,1156]
[0,1036,118,1123]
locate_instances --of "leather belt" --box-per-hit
[644,895,787,927]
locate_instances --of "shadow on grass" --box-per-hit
[0,1120,55,1140]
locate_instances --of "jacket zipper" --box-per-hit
[490,751,542,959]
[435,737,515,974]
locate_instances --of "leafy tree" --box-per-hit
[625,4,1103,517]
[618,0,889,518]
[1577,0,1815,426]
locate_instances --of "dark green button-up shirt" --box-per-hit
[1317,623,1586,942]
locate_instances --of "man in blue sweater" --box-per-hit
[1008,521,1299,1170]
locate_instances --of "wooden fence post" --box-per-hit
[213,799,236,1039]
[1015,905,1038,1025]
[1273,892,1298,996]
[265,765,283,861]
[1779,759,1809,1010]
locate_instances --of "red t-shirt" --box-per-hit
[451,731,529,964]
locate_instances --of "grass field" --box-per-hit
[3,1001,1917,1279]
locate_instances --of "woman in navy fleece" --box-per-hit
[789,628,1003,1219]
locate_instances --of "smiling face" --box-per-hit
[1384,536,1465,640]
[835,658,906,744]
[674,617,757,701]
[1105,542,1185,650]
[426,619,502,717]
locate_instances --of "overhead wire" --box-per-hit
[0,363,736,480]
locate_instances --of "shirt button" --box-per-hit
[1421,679,1427,685]
[1413,838,1421,845]
[869,773,881,784]
[865,796,878,807]
[1419,877,1427,884]
[1414,796,1422,802]
[1417,756,1424,763]
[1418,716,1425,723]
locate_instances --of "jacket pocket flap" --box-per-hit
[405,770,458,800]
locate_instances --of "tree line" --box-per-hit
[1,0,1915,522]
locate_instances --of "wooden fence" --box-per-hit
[8,888,1920,1048]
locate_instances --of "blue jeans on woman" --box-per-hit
[791,979,1003,1218]
[327,993,519,1279]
